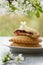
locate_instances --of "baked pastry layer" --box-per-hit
[11,43,41,47]
[14,27,40,39]
[9,36,41,44]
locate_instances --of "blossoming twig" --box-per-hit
[0,0,43,17]
[2,53,24,64]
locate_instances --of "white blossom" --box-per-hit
[17,0,24,3]
[26,1,29,5]
[14,54,24,63]
[12,1,18,8]
[0,0,6,4]
[0,0,43,16]
[0,0,9,15]
[19,21,27,29]
[0,8,7,15]
[21,21,26,26]
[15,10,24,16]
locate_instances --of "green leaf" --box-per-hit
[35,3,43,12]
[38,6,43,12]
[9,4,17,12]
[27,10,34,17]
[35,11,40,17]
[2,57,8,63]
[23,0,26,4]
[7,53,10,58]
[2,53,11,63]
[35,2,40,6]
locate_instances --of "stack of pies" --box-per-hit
[9,27,42,47]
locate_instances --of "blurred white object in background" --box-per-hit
[0,0,9,16]
[0,7,9,15]
[40,0,43,8]
[0,0,6,3]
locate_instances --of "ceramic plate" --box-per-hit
[0,37,43,53]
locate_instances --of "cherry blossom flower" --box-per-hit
[19,21,27,29]
[14,54,24,63]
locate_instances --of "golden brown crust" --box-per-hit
[9,36,42,45]
[11,42,41,47]
[9,27,42,47]
[14,27,40,39]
